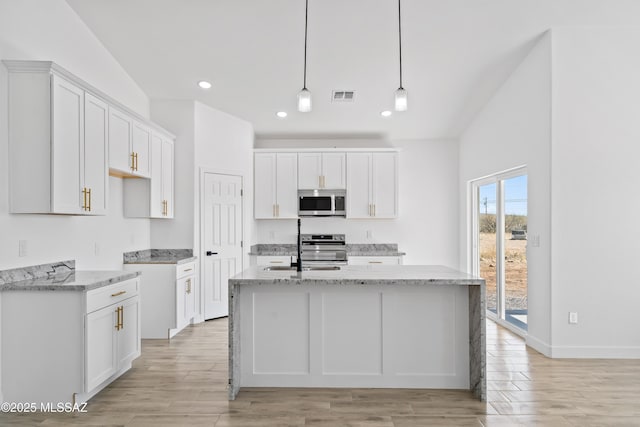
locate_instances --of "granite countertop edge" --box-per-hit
[123,256,198,265]
[248,251,406,256]
[230,277,483,287]
[0,270,141,292]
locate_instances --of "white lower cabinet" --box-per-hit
[348,256,403,265]
[1,277,141,405]
[124,261,197,339]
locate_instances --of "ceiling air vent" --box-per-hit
[332,90,355,102]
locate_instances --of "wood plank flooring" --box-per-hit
[2,318,640,426]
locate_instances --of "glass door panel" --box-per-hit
[503,176,528,330]
[478,183,497,315]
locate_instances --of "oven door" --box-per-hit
[301,244,348,264]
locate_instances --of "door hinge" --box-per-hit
[241,241,243,248]
[240,189,243,197]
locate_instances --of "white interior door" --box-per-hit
[203,173,243,319]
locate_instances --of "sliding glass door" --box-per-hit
[473,170,528,332]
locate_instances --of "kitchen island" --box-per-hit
[228,265,486,401]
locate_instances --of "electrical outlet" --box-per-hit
[94,242,100,256]
[366,230,373,239]
[268,230,275,240]
[18,240,27,257]
[569,312,578,324]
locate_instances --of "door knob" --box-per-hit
[206,251,218,256]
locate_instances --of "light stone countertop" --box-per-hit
[123,249,196,265]
[0,270,141,292]
[248,243,406,257]
[229,264,483,287]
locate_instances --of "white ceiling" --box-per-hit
[66,0,640,140]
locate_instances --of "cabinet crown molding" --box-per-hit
[2,60,175,139]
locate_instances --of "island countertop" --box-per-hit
[229,264,483,287]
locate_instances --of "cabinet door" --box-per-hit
[161,138,174,218]
[51,74,83,214]
[275,153,299,218]
[149,133,163,217]
[297,152,321,189]
[86,304,118,391]
[108,107,132,173]
[83,93,108,215]
[346,153,372,218]
[372,153,398,218]
[322,153,346,189]
[176,276,187,330]
[184,276,196,323]
[348,256,401,265]
[117,296,141,367]
[132,122,151,177]
[254,153,277,218]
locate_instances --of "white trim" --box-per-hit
[526,334,552,357]
[550,345,640,359]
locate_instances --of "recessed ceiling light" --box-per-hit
[380,110,392,117]
[198,80,212,89]
[276,111,288,118]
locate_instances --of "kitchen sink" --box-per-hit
[263,265,341,271]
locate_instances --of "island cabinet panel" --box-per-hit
[238,285,469,389]
[252,292,310,374]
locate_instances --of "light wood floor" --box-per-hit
[2,318,640,426]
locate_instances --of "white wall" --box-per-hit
[0,0,151,271]
[459,32,552,354]
[254,139,460,268]
[550,27,640,357]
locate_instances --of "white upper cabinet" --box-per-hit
[109,110,151,178]
[83,93,109,215]
[108,107,132,173]
[5,63,108,215]
[298,152,345,189]
[131,121,151,177]
[123,132,174,218]
[254,153,298,219]
[346,152,398,219]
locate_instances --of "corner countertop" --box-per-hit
[229,265,483,287]
[0,270,141,292]
[123,249,197,265]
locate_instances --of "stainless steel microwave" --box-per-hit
[298,190,346,217]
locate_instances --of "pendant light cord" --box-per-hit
[303,0,309,89]
[398,0,403,89]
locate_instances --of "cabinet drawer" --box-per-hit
[348,256,401,265]
[177,262,196,279]
[256,256,292,266]
[86,278,139,313]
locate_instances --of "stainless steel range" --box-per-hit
[300,234,347,265]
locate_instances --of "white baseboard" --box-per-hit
[550,345,640,359]
[526,334,551,357]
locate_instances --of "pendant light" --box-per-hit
[297,0,312,112]
[394,0,407,111]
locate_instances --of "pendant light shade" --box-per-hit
[298,88,312,112]
[395,87,407,111]
[298,0,311,112]
[395,0,407,112]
